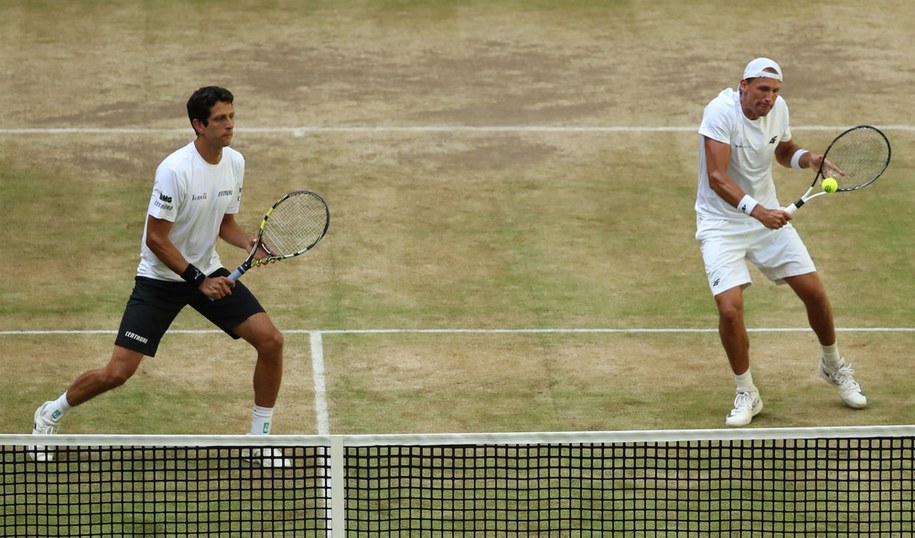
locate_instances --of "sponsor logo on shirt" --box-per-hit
[154,192,174,211]
[192,193,208,201]
[217,189,234,197]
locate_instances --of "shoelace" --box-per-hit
[828,364,861,390]
[732,391,755,411]
[35,417,58,435]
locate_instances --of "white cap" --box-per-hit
[742,57,782,81]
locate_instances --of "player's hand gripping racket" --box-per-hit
[228,190,330,282]
[784,125,891,214]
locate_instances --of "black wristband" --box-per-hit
[180,264,206,287]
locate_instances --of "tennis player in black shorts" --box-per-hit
[115,269,264,357]
[30,87,290,467]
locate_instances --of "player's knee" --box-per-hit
[101,366,134,389]
[808,286,829,305]
[257,329,284,355]
[717,303,746,329]
[275,332,285,356]
[715,296,743,323]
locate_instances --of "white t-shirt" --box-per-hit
[137,141,244,281]
[695,87,791,221]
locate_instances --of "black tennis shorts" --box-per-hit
[114,268,266,357]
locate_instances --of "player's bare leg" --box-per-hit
[715,286,750,375]
[785,272,866,408]
[29,346,143,461]
[716,286,763,425]
[784,272,835,345]
[65,346,145,406]
[234,312,288,466]
[235,312,285,408]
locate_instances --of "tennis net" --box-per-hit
[2,426,913,536]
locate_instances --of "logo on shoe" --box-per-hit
[51,410,61,420]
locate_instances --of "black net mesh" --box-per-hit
[3,432,913,537]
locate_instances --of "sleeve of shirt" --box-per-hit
[226,153,244,215]
[698,100,732,145]
[779,97,792,142]
[148,165,181,222]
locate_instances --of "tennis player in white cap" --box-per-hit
[695,57,867,426]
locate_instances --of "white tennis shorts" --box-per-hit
[696,218,816,296]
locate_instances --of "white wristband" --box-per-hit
[791,149,809,169]
[738,194,758,216]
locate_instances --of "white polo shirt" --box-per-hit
[695,87,791,221]
[137,141,244,281]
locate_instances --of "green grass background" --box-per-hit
[1,0,914,436]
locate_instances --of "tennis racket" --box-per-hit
[784,125,891,214]
[227,190,330,282]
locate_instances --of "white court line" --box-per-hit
[310,331,331,436]
[4,322,908,335]
[1,125,915,136]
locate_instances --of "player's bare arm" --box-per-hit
[219,213,268,261]
[145,215,234,299]
[218,214,252,250]
[774,140,823,170]
[703,137,789,229]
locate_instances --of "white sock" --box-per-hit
[250,405,274,435]
[734,370,757,393]
[821,343,842,369]
[44,392,72,424]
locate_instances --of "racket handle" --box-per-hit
[208,265,247,302]
[784,199,804,215]
[227,266,246,282]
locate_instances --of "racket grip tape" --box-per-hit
[227,266,247,282]
[784,199,804,215]
[207,266,246,302]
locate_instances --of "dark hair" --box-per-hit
[187,86,234,132]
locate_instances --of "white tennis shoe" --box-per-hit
[819,359,867,409]
[725,390,763,427]
[242,446,292,468]
[28,401,58,462]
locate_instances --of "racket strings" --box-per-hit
[261,194,329,256]
[826,129,890,190]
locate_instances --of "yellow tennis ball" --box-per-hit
[822,177,838,193]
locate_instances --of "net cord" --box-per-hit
[5,424,915,448]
